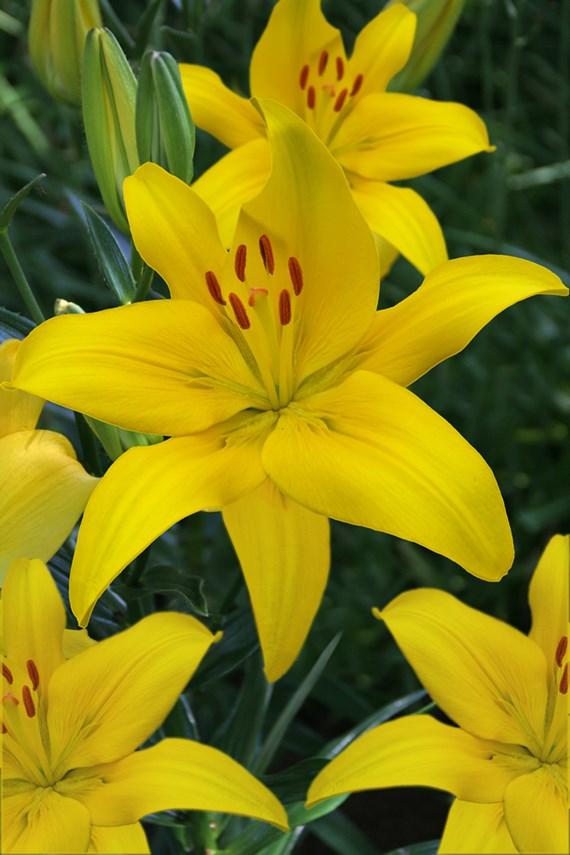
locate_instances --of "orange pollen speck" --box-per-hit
[259,234,275,274]
[2,664,13,685]
[3,693,18,706]
[229,293,251,329]
[299,64,309,89]
[318,50,329,75]
[288,257,304,295]
[351,73,364,96]
[560,663,568,695]
[307,85,316,109]
[248,287,269,307]
[336,57,345,80]
[22,685,36,718]
[234,244,247,282]
[279,289,292,325]
[555,635,568,667]
[334,88,348,112]
[205,271,226,306]
[26,660,39,691]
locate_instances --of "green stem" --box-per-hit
[133,262,154,302]
[0,230,44,323]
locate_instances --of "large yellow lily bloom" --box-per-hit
[11,102,568,682]
[0,339,97,580]
[182,0,492,276]
[1,557,287,854]
[307,534,569,854]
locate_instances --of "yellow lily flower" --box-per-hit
[182,0,493,277]
[1,557,288,854]
[10,102,568,682]
[307,534,569,854]
[0,339,97,580]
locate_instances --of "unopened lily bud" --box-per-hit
[136,51,196,184]
[84,415,162,461]
[28,0,102,105]
[54,298,85,315]
[82,28,139,232]
[388,0,465,92]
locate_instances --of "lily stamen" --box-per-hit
[26,659,40,691]
[279,289,292,326]
[560,664,568,695]
[205,270,226,306]
[350,73,363,96]
[2,663,14,684]
[318,50,328,75]
[234,244,247,282]
[336,57,344,80]
[307,85,316,109]
[334,88,348,112]
[287,257,304,295]
[299,64,309,90]
[555,635,567,667]
[22,685,36,718]
[259,234,275,274]
[228,293,251,329]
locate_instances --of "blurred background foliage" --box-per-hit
[0,1,568,852]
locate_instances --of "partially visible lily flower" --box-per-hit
[307,534,569,854]
[28,0,101,105]
[182,0,491,276]
[1,557,288,854]
[0,339,97,580]
[11,102,568,682]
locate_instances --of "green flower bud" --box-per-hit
[136,51,196,184]
[84,415,162,461]
[388,0,466,92]
[82,28,139,232]
[28,0,102,105]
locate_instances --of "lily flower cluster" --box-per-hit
[2,0,568,852]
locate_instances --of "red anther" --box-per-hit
[234,244,247,282]
[288,257,304,295]
[318,50,329,75]
[228,293,251,329]
[555,636,568,667]
[205,271,226,306]
[307,85,316,109]
[248,287,269,307]
[334,88,348,112]
[560,663,568,695]
[2,664,13,685]
[22,685,36,718]
[336,57,345,80]
[259,234,275,274]
[299,64,309,90]
[26,660,39,692]
[279,289,292,325]
[351,73,364,96]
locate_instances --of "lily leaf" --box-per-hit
[0,173,46,233]
[80,202,136,304]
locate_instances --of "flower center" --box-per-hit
[3,657,52,786]
[203,233,305,409]
[298,52,364,144]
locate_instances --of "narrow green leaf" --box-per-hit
[192,608,259,688]
[140,564,209,616]
[383,839,440,855]
[80,202,136,303]
[0,306,35,340]
[253,634,341,774]
[310,810,378,855]
[0,174,46,232]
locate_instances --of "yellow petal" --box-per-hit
[179,64,264,148]
[123,162,226,301]
[357,255,569,387]
[250,0,344,115]
[440,800,517,854]
[376,587,548,748]
[13,301,263,437]
[3,558,65,688]
[234,99,378,381]
[0,431,97,580]
[332,93,492,181]
[307,715,517,807]
[348,4,416,96]
[62,629,97,659]
[350,178,447,276]
[3,789,91,854]
[89,823,149,854]
[77,738,289,831]
[264,370,513,582]
[529,534,569,673]
[193,139,271,249]
[0,339,43,437]
[70,424,268,626]
[223,480,330,681]
[504,768,569,854]
[47,612,218,770]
